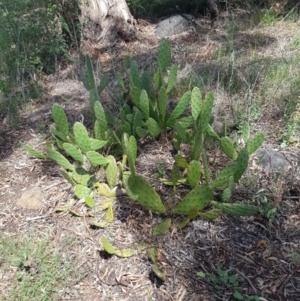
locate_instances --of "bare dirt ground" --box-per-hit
[1,13,300,301]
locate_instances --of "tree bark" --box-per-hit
[80,0,136,43]
[206,0,218,27]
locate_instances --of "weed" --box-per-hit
[0,233,81,301]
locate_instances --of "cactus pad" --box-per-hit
[152,218,172,236]
[127,175,166,213]
[52,103,69,136]
[211,201,259,216]
[173,185,212,215]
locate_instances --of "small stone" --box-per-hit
[16,187,44,210]
[256,148,291,172]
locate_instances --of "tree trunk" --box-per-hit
[80,0,136,43]
[206,0,218,27]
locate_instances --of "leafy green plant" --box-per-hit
[197,267,263,301]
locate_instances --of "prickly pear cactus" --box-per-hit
[139,89,149,120]
[127,175,166,214]
[187,160,201,187]
[23,145,46,159]
[234,148,249,183]
[146,118,161,137]
[52,103,69,136]
[173,185,213,215]
[166,91,191,127]
[73,122,90,154]
[247,132,264,154]
[152,218,172,236]
[105,155,118,189]
[220,136,238,160]
[158,38,171,73]
[166,65,177,94]
[63,143,83,164]
[158,87,167,126]
[86,151,109,166]
[47,148,74,171]
[191,87,202,120]
[211,201,259,216]
[198,209,223,220]
[211,163,236,189]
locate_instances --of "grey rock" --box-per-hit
[155,14,195,38]
[256,148,291,172]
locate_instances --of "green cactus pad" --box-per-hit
[152,264,166,281]
[247,132,264,154]
[52,103,69,136]
[177,116,194,129]
[95,182,118,198]
[158,38,171,73]
[63,143,83,163]
[220,136,238,160]
[85,196,95,208]
[72,167,92,186]
[86,151,109,166]
[50,127,68,142]
[174,121,190,143]
[94,101,108,133]
[177,217,191,230]
[153,71,161,91]
[147,248,157,263]
[127,175,166,214]
[222,188,232,202]
[191,87,202,120]
[158,87,167,125]
[172,164,180,186]
[234,148,249,183]
[151,218,172,236]
[23,144,46,159]
[97,73,109,95]
[199,209,223,220]
[146,118,161,137]
[211,163,237,189]
[206,124,220,141]
[175,154,188,168]
[130,60,141,89]
[128,135,137,175]
[129,83,142,109]
[166,91,191,127]
[187,160,201,187]
[47,148,74,171]
[101,237,116,255]
[211,201,259,216]
[60,168,76,186]
[166,65,177,94]
[73,122,90,153]
[115,249,136,258]
[74,184,91,199]
[106,155,118,189]
[85,55,96,90]
[200,92,214,131]
[89,88,99,114]
[173,185,212,215]
[136,126,148,138]
[241,123,250,143]
[89,138,107,151]
[139,89,149,119]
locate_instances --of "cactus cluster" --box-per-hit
[24,38,266,236]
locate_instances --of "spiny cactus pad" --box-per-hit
[52,103,69,136]
[89,138,107,151]
[73,122,90,153]
[211,163,236,189]
[191,87,202,120]
[23,144,46,159]
[101,237,116,255]
[139,89,149,119]
[158,87,167,125]
[158,38,171,73]
[105,155,118,189]
[220,136,238,160]
[187,160,201,187]
[166,65,177,94]
[234,148,249,183]
[146,118,161,137]
[198,209,223,220]
[50,126,68,142]
[63,143,83,163]
[47,148,74,171]
[173,185,213,215]
[74,184,92,199]
[166,91,191,127]
[152,218,172,236]
[211,201,259,216]
[86,151,109,166]
[247,132,264,154]
[127,175,166,214]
